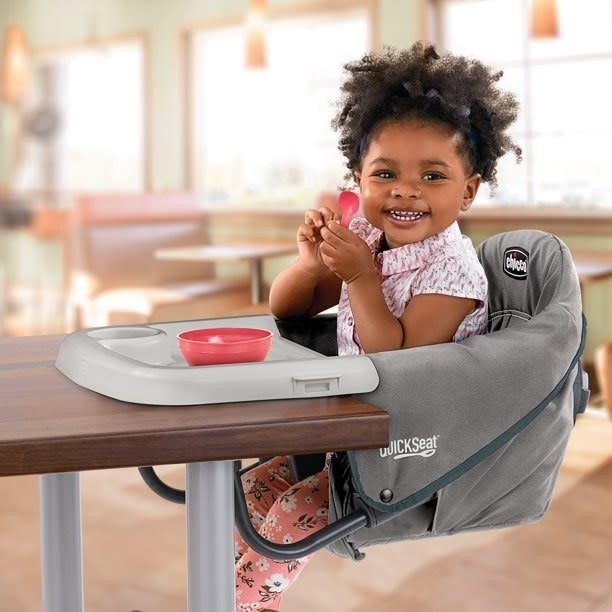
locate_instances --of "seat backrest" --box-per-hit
[477,229,582,331]
[68,192,213,296]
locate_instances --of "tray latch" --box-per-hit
[292,374,340,394]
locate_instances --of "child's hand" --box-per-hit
[319,220,375,284]
[296,207,339,271]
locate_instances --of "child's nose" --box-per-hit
[391,180,421,199]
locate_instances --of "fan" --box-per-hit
[23,105,60,141]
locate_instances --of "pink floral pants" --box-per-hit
[234,455,329,611]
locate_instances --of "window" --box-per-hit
[189,7,370,208]
[17,37,145,194]
[429,0,612,208]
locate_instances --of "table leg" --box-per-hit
[186,461,235,612]
[248,259,263,304]
[0,261,5,334]
[39,472,84,612]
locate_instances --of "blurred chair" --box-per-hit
[66,192,252,328]
[596,341,612,419]
[0,260,5,334]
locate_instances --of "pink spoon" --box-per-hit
[338,190,360,227]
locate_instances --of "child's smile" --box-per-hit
[355,118,481,249]
[386,209,427,223]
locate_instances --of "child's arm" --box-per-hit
[395,293,477,347]
[350,287,476,350]
[269,208,343,318]
[320,221,476,352]
[269,260,341,318]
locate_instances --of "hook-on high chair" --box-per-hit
[139,229,589,561]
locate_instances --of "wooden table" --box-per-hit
[0,333,388,612]
[572,253,612,289]
[155,243,297,304]
[572,253,612,345]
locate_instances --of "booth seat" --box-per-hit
[66,193,252,328]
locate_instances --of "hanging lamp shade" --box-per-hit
[529,0,559,38]
[245,0,267,69]
[0,24,29,104]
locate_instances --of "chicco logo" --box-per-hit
[503,247,529,280]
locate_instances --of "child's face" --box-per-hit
[354,118,480,249]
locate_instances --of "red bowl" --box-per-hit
[177,327,273,366]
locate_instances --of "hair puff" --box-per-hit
[332,42,522,188]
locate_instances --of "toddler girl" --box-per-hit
[235,41,521,611]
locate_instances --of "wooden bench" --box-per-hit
[66,193,252,328]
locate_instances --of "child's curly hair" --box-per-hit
[332,42,522,188]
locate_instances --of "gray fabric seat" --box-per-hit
[326,229,588,558]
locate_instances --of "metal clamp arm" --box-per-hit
[232,462,369,561]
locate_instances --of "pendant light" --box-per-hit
[0,24,29,105]
[245,0,267,69]
[529,0,559,38]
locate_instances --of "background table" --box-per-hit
[0,333,388,612]
[155,243,297,304]
[572,252,612,290]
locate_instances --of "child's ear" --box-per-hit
[353,170,361,187]
[461,173,481,211]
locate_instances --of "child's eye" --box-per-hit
[372,170,394,179]
[423,172,445,181]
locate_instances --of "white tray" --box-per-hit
[55,315,380,405]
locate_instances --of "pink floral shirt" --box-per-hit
[337,218,488,355]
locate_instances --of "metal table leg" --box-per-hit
[248,259,263,304]
[186,461,235,612]
[39,472,84,612]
